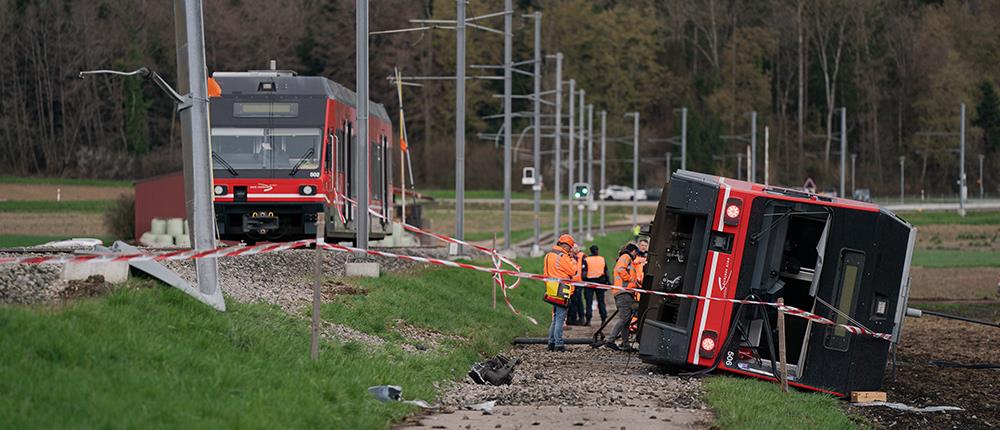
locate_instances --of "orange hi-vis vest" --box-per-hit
[613,254,637,295]
[543,247,579,306]
[585,255,606,279]
[633,254,647,283]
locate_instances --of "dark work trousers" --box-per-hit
[567,288,585,324]
[608,293,635,344]
[583,285,607,324]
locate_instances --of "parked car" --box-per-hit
[644,187,663,201]
[853,188,872,202]
[600,185,647,201]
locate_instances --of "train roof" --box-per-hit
[672,170,885,214]
[211,70,391,122]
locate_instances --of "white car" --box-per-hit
[599,185,647,201]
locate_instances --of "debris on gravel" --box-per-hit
[0,255,66,304]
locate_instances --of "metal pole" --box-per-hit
[665,152,672,176]
[840,107,846,198]
[502,0,512,249]
[454,0,466,252]
[979,154,985,199]
[764,126,770,186]
[737,152,743,180]
[750,111,757,183]
[355,0,370,249]
[681,107,688,170]
[567,80,575,236]
[851,153,857,195]
[173,0,220,306]
[586,104,593,241]
[530,11,542,255]
[553,54,563,238]
[899,156,905,204]
[600,110,607,235]
[959,103,967,217]
[578,90,585,237]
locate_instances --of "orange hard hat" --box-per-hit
[558,234,576,247]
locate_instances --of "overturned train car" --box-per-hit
[636,170,916,396]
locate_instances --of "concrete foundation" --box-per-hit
[346,262,380,278]
[62,261,129,284]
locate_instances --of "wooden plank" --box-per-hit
[850,391,887,403]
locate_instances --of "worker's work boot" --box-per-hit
[605,342,621,351]
[554,346,567,352]
[547,344,555,352]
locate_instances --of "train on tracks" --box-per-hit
[209,65,393,244]
[636,170,916,396]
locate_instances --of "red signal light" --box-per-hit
[701,337,716,352]
[726,204,740,218]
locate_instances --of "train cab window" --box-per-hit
[210,127,321,173]
[824,250,864,352]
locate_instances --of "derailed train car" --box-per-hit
[636,170,916,396]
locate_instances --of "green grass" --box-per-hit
[0,200,114,213]
[0,176,132,187]
[705,377,861,430]
[911,249,1000,267]
[0,235,115,248]
[420,189,534,200]
[910,302,1000,320]
[898,210,1000,226]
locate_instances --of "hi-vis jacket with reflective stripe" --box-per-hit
[543,246,580,306]
[584,255,608,282]
[613,253,637,295]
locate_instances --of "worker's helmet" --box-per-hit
[558,234,576,248]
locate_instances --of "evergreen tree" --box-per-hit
[973,81,1000,152]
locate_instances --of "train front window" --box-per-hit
[211,128,321,173]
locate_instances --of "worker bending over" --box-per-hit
[543,234,581,352]
[606,243,639,351]
[582,245,609,326]
[567,249,587,325]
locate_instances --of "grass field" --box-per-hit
[0,176,132,187]
[420,189,534,200]
[704,377,862,430]
[0,200,114,213]
[899,210,1000,226]
[911,249,1000,267]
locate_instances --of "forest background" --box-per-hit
[3,0,1000,196]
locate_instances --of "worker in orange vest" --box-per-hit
[543,234,581,352]
[633,238,649,292]
[567,248,587,325]
[605,243,639,351]
[582,245,609,326]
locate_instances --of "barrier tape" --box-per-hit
[0,237,891,340]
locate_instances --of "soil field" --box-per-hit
[916,224,1000,251]
[849,307,1000,429]
[909,267,1000,301]
[0,184,130,202]
[0,212,107,237]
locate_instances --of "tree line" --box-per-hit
[2,0,999,196]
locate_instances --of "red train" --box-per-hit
[209,66,393,244]
[637,170,916,396]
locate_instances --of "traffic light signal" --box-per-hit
[573,182,590,200]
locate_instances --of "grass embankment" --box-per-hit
[0,248,559,428]
[911,249,1000,267]
[0,176,132,187]
[704,377,861,429]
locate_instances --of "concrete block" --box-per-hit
[346,262,380,278]
[62,261,129,284]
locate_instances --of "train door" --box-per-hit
[337,120,353,225]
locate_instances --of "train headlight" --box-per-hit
[299,185,316,196]
[214,185,227,196]
[723,197,742,226]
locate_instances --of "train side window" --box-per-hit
[824,250,865,352]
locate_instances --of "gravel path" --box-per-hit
[398,324,712,429]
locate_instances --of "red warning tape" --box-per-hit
[0,212,889,340]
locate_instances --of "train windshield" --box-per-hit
[211,127,321,173]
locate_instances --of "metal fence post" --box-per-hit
[311,214,325,360]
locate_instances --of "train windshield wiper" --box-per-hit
[288,148,315,176]
[211,151,239,176]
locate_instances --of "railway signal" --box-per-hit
[573,182,590,200]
